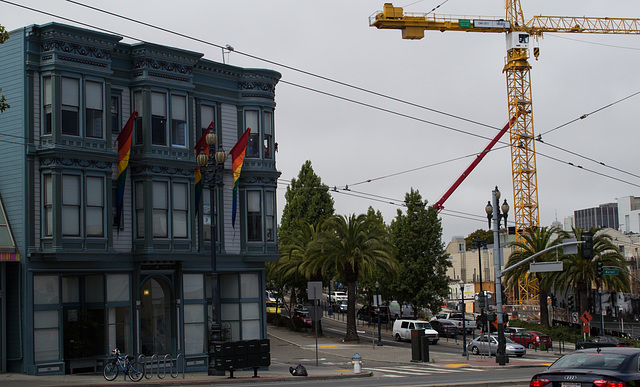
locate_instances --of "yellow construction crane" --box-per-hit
[370,1,640,304]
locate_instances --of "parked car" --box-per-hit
[530,347,640,387]
[429,320,457,338]
[294,303,312,313]
[266,302,281,314]
[575,335,632,350]
[508,330,552,349]
[467,334,526,357]
[389,301,414,320]
[392,319,439,344]
[504,326,525,335]
[292,310,313,328]
[265,290,277,303]
[331,301,348,313]
[357,305,389,324]
[328,291,348,303]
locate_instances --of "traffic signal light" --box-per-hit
[597,260,603,278]
[568,295,574,310]
[582,232,594,260]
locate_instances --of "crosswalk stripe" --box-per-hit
[365,367,460,375]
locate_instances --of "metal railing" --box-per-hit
[136,353,184,379]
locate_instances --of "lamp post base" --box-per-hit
[208,323,225,376]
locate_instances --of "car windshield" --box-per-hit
[415,322,432,330]
[266,302,277,308]
[549,352,628,370]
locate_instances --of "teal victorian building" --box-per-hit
[0,22,281,375]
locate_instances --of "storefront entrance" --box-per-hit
[139,277,174,356]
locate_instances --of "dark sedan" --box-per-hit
[530,347,640,387]
[575,335,632,350]
[430,320,457,338]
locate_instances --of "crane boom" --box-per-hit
[433,115,518,213]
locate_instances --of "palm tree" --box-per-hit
[307,213,397,342]
[503,226,563,327]
[552,227,630,314]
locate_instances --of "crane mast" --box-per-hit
[370,2,640,305]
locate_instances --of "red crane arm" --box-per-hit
[433,115,518,213]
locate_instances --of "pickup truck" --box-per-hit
[431,312,476,334]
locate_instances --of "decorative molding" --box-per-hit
[133,58,193,75]
[41,39,111,60]
[131,164,193,177]
[39,156,112,170]
[238,81,275,93]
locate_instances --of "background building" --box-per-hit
[574,203,618,230]
[0,22,280,375]
[617,196,640,234]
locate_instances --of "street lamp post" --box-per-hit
[197,129,228,376]
[485,186,509,366]
[375,281,382,346]
[473,239,486,333]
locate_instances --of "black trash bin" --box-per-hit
[420,335,430,362]
[411,329,425,362]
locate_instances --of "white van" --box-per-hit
[389,301,414,320]
[392,319,439,344]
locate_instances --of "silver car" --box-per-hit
[467,334,526,357]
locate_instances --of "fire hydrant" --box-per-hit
[352,353,362,373]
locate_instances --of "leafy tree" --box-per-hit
[279,160,334,241]
[503,226,562,328]
[307,213,397,342]
[271,161,334,333]
[552,227,630,314]
[0,24,10,113]
[388,188,451,317]
[464,229,493,247]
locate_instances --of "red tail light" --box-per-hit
[529,378,549,387]
[593,380,626,387]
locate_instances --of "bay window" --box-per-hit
[86,177,104,237]
[247,191,261,241]
[171,95,186,146]
[134,91,143,144]
[111,95,120,133]
[172,182,188,238]
[153,181,168,238]
[85,81,103,138]
[44,175,53,237]
[245,110,259,158]
[265,191,275,241]
[43,77,52,134]
[135,181,144,238]
[62,175,80,236]
[61,77,79,136]
[263,111,273,159]
[151,92,166,145]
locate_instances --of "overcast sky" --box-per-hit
[3,0,640,243]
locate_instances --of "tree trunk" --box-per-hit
[539,287,549,327]
[343,279,359,342]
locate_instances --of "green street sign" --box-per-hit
[603,268,619,275]
[459,19,471,28]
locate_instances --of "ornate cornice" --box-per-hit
[238,81,275,93]
[41,39,111,60]
[131,164,193,177]
[133,58,193,75]
[40,156,112,170]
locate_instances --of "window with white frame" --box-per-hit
[247,191,262,241]
[153,181,168,238]
[151,92,166,145]
[245,110,259,158]
[173,182,188,238]
[200,104,215,133]
[86,176,104,237]
[265,191,275,241]
[171,95,186,147]
[85,81,103,138]
[263,111,273,159]
[43,77,52,134]
[62,77,79,136]
[106,274,131,354]
[62,175,81,236]
[216,272,261,341]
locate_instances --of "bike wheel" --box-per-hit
[127,361,144,382]
[103,361,119,381]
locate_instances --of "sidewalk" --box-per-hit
[0,322,562,387]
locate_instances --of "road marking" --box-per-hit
[319,345,337,348]
[364,365,474,377]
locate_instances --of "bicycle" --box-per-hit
[103,348,144,382]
